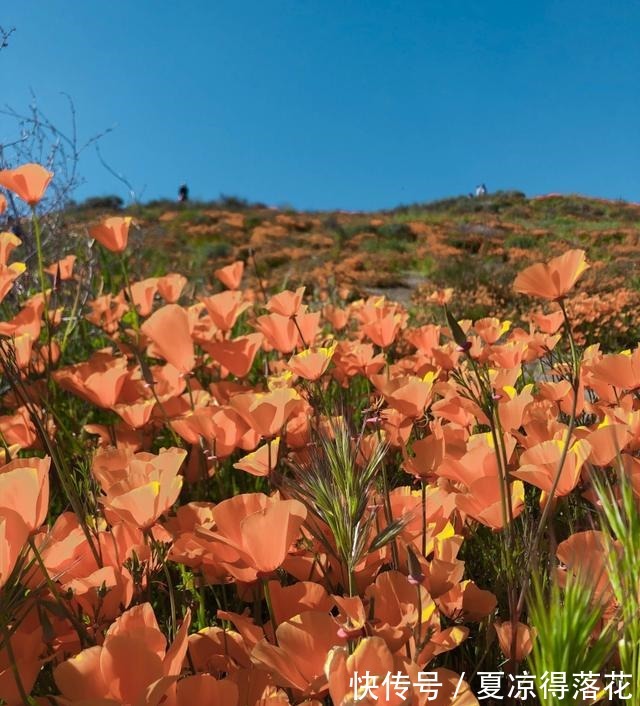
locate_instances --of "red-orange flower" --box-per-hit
[89,216,133,253]
[513,249,589,301]
[141,304,195,373]
[0,163,53,206]
[215,260,244,290]
[55,603,191,705]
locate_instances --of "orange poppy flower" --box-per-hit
[128,277,159,317]
[326,637,410,706]
[589,350,640,391]
[0,407,37,451]
[98,448,186,529]
[323,304,349,331]
[0,194,5,214]
[141,304,195,374]
[267,580,333,625]
[0,232,22,266]
[230,388,304,438]
[403,421,445,479]
[513,249,589,301]
[86,292,128,333]
[427,287,454,305]
[437,580,497,622]
[0,262,26,305]
[288,343,337,381]
[89,216,133,253]
[372,372,435,419]
[456,476,525,530]
[473,317,511,344]
[157,272,187,303]
[556,530,618,604]
[0,509,29,589]
[405,323,442,355]
[252,611,346,696]
[55,603,191,705]
[112,398,156,429]
[266,286,305,317]
[53,350,129,408]
[362,311,402,348]
[215,260,244,290]
[0,456,50,533]
[233,437,280,476]
[494,620,536,662]
[201,290,250,332]
[530,309,565,334]
[0,163,53,206]
[511,437,591,497]
[255,313,298,353]
[201,333,263,378]
[44,254,77,281]
[333,341,386,380]
[195,493,307,581]
[585,421,631,466]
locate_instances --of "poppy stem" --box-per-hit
[30,206,48,309]
[163,562,177,641]
[59,272,83,356]
[262,579,279,645]
[30,206,53,365]
[196,579,207,630]
[421,481,427,556]
[119,253,140,332]
[291,314,308,350]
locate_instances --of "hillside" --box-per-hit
[65,190,640,350]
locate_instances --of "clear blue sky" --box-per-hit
[1,1,639,210]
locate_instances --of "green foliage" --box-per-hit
[527,570,616,706]
[592,464,640,706]
[280,419,405,595]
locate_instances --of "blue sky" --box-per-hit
[1,1,639,210]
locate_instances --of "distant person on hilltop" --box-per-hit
[178,184,189,202]
[475,183,487,197]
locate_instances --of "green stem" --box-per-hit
[262,578,279,645]
[119,254,140,332]
[163,563,177,641]
[31,207,53,373]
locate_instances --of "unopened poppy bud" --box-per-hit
[456,341,472,353]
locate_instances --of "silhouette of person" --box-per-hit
[178,184,189,202]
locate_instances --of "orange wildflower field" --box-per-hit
[1,164,640,705]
